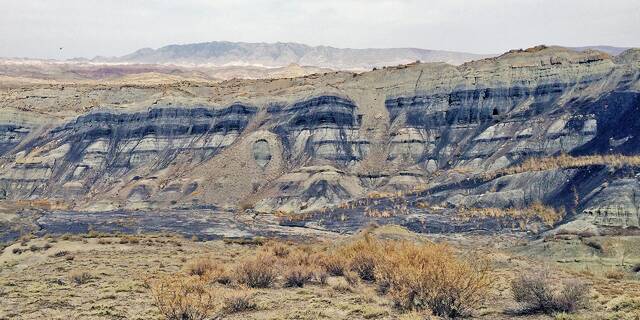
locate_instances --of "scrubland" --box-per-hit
[0,226,639,319]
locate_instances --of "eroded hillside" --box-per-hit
[1,46,640,234]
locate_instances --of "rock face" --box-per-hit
[0,105,257,201]
[1,46,640,231]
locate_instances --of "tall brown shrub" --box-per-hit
[234,254,277,288]
[375,241,491,318]
[338,235,382,281]
[150,275,220,320]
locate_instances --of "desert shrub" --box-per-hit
[332,282,353,293]
[283,265,313,288]
[222,290,256,314]
[375,241,491,318]
[12,248,23,254]
[186,258,220,277]
[605,269,625,280]
[69,271,92,285]
[150,275,220,320]
[511,272,587,314]
[19,235,30,246]
[338,235,382,281]
[234,254,276,288]
[316,253,347,276]
[552,280,589,313]
[606,295,640,313]
[632,263,640,273]
[265,241,290,258]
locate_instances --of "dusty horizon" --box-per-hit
[1,0,639,60]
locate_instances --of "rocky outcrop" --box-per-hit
[1,46,640,232]
[267,95,367,166]
[0,104,257,200]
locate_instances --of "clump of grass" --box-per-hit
[185,258,231,285]
[604,269,625,280]
[266,241,290,258]
[283,265,313,288]
[511,272,588,314]
[150,275,220,320]
[186,258,217,277]
[69,271,92,285]
[97,238,112,245]
[487,154,640,180]
[315,252,347,276]
[457,202,564,229]
[234,254,276,288]
[222,290,256,314]
[606,295,640,313]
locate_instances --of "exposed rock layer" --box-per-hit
[1,46,640,231]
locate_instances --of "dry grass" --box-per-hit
[458,202,565,229]
[234,254,277,288]
[222,289,256,314]
[69,270,93,285]
[316,252,347,276]
[511,272,588,314]
[163,233,492,318]
[337,235,383,282]
[150,274,220,320]
[604,269,625,280]
[374,241,491,318]
[486,154,640,179]
[3,232,636,319]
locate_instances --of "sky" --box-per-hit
[1,0,639,59]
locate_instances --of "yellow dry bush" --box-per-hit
[234,254,277,288]
[458,202,565,228]
[374,241,491,318]
[487,154,640,179]
[315,251,347,276]
[185,258,230,284]
[150,275,221,320]
[337,234,383,281]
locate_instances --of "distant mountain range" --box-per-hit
[93,41,494,70]
[567,45,632,56]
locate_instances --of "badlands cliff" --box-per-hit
[1,46,640,233]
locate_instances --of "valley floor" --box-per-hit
[0,226,639,319]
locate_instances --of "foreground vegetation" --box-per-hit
[1,227,639,319]
[148,234,492,319]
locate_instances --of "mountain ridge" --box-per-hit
[94,41,494,70]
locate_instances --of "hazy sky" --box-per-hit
[1,0,639,59]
